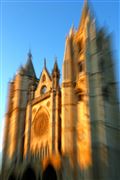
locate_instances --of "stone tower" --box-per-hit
[1,1,119,180]
[61,1,120,179]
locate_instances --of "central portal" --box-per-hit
[42,165,57,180]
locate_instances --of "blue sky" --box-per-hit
[0,0,120,153]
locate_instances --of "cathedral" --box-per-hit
[1,1,120,180]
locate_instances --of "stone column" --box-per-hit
[2,81,14,178]
[8,74,22,161]
[55,90,60,153]
[51,89,56,153]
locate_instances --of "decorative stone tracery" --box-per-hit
[34,112,49,138]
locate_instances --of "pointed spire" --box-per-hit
[52,57,60,76]
[83,0,89,14]
[28,49,32,59]
[52,57,60,89]
[84,0,88,6]
[78,0,89,31]
[54,56,58,67]
[69,24,74,37]
[44,58,46,69]
[63,35,72,61]
[83,0,89,16]
[24,50,36,78]
[27,49,32,65]
[39,58,51,81]
[17,65,25,75]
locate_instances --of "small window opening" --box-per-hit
[78,61,84,73]
[41,86,47,94]
[78,94,84,101]
[99,58,105,72]
[102,86,109,101]
[42,74,46,82]
[78,91,84,101]
[78,41,82,53]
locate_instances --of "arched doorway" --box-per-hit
[42,164,57,180]
[8,174,16,180]
[22,166,36,180]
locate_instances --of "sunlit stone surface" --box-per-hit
[1,1,119,180]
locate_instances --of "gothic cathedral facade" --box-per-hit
[1,1,120,180]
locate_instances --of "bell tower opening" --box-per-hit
[42,164,57,180]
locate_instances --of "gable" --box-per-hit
[35,68,52,98]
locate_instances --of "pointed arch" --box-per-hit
[33,106,50,123]
[35,66,52,98]
[22,166,36,180]
[33,106,50,138]
[8,174,16,180]
[42,164,57,180]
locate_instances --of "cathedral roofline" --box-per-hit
[39,58,52,81]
